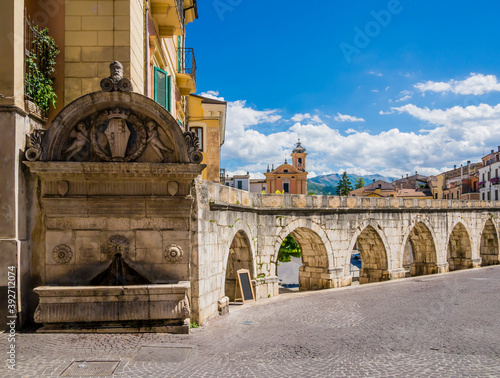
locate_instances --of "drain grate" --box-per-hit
[61,361,119,376]
[131,346,192,364]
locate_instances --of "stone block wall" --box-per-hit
[65,0,144,104]
[193,181,500,325]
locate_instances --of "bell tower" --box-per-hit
[291,139,307,172]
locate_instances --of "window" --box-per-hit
[284,169,288,173]
[496,191,499,201]
[225,182,229,186]
[237,181,242,190]
[496,169,498,178]
[482,193,485,200]
[190,127,203,152]
[298,158,302,164]
[154,67,171,112]
[488,191,491,200]
[488,171,491,180]
[283,183,290,193]
[483,173,485,181]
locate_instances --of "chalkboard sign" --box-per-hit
[235,269,255,303]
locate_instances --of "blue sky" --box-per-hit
[187,0,500,178]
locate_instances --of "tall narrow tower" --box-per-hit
[291,139,307,172]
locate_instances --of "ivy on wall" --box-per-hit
[25,26,59,112]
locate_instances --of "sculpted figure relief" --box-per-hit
[146,121,173,162]
[65,123,90,161]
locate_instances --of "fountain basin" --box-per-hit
[33,282,190,333]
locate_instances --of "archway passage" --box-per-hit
[406,223,438,276]
[225,231,254,301]
[277,235,302,291]
[356,226,389,284]
[448,223,473,271]
[480,219,499,266]
[280,228,330,291]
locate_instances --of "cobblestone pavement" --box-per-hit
[3,266,500,377]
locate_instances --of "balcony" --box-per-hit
[151,0,185,36]
[176,47,196,95]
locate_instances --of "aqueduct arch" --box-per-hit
[224,230,254,301]
[274,221,333,290]
[448,222,473,271]
[479,219,499,266]
[354,225,389,284]
[404,222,438,276]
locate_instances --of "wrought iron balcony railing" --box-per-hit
[177,47,196,84]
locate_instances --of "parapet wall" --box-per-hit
[206,181,500,211]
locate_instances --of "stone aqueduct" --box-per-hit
[193,180,500,323]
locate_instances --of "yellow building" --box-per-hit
[0,0,229,327]
[20,0,198,127]
[264,140,308,194]
[187,94,227,182]
[349,180,396,197]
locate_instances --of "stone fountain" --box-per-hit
[25,62,204,333]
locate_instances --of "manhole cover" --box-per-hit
[131,346,192,364]
[61,361,119,376]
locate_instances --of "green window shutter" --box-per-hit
[154,66,171,113]
[177,36,182,73]
[167,74,171,113]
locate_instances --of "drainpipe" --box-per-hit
[144,0,149,96]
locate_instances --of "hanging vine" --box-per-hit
[25,26,59,112]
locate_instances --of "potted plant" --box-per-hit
[25,26,59,119]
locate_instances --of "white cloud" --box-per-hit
[219,92,498,178]
[292,113,323,123]
[291,113,311,122]
[371,89,379,93]
[396,95,412,103]
[311,115,323,123]
[199,90,225,100]
[369,71,383,77]
[334,113,366,122]
[414,73,500,95]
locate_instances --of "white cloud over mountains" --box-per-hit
[415,73,500,95]
[203,74,500,179]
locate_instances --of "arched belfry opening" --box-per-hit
[403,222,438,276]
[480,219,499,266]
[276,227,331,291]
[447,223,473,271]
[355,226,389,284]
[225,231,254,301]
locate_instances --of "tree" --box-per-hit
[354,177,365,189]
[323,185,337,195]
[336,172,353,196]
[278,235,301,263]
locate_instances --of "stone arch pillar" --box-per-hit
[480,219,499,266]
[448,222,473,271]
[225,230,254,301]
[356,226,390,284]
[406,222,438,276]
[274,221,338,290]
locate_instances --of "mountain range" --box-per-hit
[307,173,397,195]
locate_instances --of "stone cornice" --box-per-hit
[24,161,205,179]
